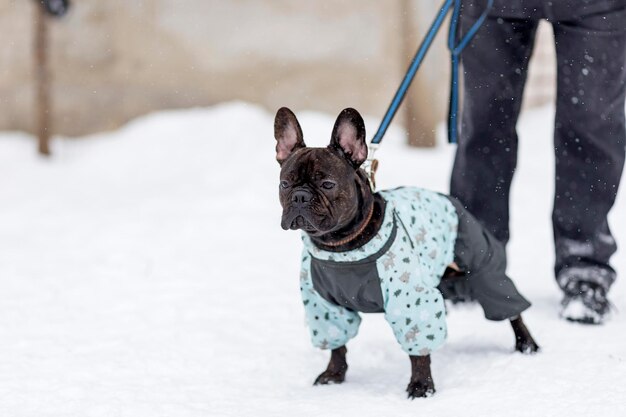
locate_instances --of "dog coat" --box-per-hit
[299,187,458,356]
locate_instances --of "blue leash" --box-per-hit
[369,0,493,146]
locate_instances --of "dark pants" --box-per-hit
[438,196,531,321]
[450,0,626,292]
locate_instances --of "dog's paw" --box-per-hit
[515,338,540,355]
[406,380,435,399]
[313,370,346,385]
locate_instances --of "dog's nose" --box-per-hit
[291,190,312,208]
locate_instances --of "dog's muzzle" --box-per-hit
[281,210,317,231]
[281,189,318,231]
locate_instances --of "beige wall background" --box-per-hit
[0,0,555,145]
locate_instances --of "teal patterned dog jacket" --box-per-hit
[299,187,458,356]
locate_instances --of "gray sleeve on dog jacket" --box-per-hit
[440,196,532,320]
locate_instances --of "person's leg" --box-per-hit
[451,15,539,244]
[551,9,626,312]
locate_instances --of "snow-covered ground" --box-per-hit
[1,102,624,416]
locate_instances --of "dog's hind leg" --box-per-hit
[510,315,540,354]
[314,346,348,385]
[406,355,435,399]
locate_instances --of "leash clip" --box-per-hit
[363,143,380,191]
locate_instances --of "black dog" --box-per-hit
[274,107,539,398]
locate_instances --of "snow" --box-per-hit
[1,102,625,416]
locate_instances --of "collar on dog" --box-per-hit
[318,200,375,248]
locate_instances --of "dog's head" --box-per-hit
[274,107,370,238]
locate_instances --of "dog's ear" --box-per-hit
[329,108,367,168]
[274,107,305,165]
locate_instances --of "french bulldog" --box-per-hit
[274,107,539,399]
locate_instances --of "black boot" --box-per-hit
[560,281,613,325]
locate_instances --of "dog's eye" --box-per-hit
[280,180,290,189]
[321,181,336,190]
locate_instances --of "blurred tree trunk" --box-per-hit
[34,3,51,156]
[400,0,446,148]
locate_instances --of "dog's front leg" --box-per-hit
[510,315,540,354]
[314,346,348,385]
[406,355,435,398]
